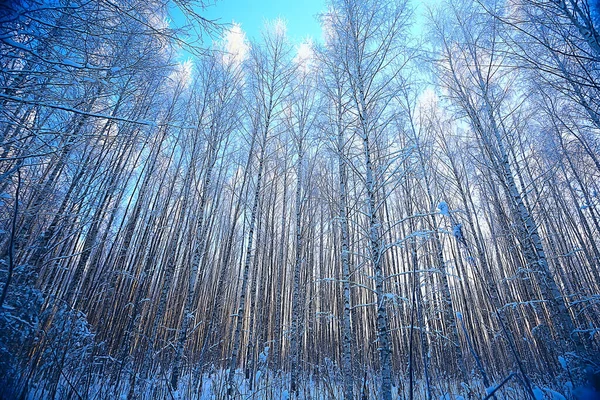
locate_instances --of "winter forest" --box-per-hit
[1,0,600,399]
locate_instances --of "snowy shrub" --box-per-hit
[0,266,43,398]
[0,273,100,399]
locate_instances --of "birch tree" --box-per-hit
[317,37,356,399]
[226,21,293,397]
[323,0,412,398]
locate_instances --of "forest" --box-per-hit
[1,0,600,399]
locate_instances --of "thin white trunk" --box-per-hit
[337,106,355,400]
[170,151,216,391]
[227,126,268,397]
[289,144,303,395]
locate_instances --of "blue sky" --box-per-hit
[169,0,428,60]
[201,0,326,43]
